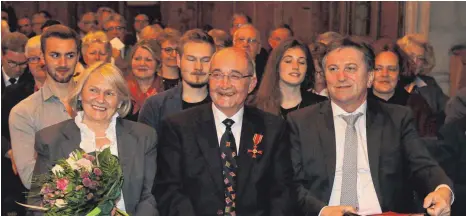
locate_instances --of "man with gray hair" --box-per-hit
[1,32,33,92]
[233,24,267,87]
[229,13,251,37]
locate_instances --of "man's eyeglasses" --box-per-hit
[7,60,28,68]
[235,37,258,45]
[232,23,243,28]
[83,20,98,25]
[104,26,125,32]
[209,72,253,81]
[162,47,177,55]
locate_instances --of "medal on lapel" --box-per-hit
[248,134,264,158]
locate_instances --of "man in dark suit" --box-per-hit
[138,29,214,132]
[155,47,294,216]
[288,39,453,216]
[1,32,33,93]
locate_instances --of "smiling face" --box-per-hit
[209,48,257,116]
[279,47,307,87]
[324,47,373,109]
[44,37,79,83]
[373,51,399,95]
[81,72,120,125]
[131,47,157,80]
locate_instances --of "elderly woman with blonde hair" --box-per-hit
[396,34,448,114]
[74,31,112,81]
[28,62,158,216]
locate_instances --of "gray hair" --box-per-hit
[68,62,132,117]
[102,13,126,28]
[233,24,261,44]
[1,32,28,54]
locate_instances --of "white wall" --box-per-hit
[428,1,466,95]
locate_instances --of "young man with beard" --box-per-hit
[138,29,214,132]
[9,25,80,190]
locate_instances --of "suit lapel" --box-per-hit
[61,121,81,156]
[318,101,337,197]
[236,107,257,198]
[196,105,224,194]
[366,99,383,204]
[116,119,137,206]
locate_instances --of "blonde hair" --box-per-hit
[397,34,435,74]
[81,31,112,63]
[25,35,42,57]
[68,62,132,117]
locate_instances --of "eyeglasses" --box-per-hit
[232,23,243,28]
[209,72,253,81]
[235,37,258,45]
[104,26,125,32]
[27,56,42,64]
[7,60,28,68]
[162,47,177,55]
[135,19,149,23]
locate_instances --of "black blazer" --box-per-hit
[28,119,159,216]
[287,99,453,215]
[437,117,466,216]
[2,80,36,141]
[154,103,294,216]
[1,68,34,94]
[138,85,183,132]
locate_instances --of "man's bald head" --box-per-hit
[211,47,256,76]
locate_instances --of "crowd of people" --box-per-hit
[1,6,465,216]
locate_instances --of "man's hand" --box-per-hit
[7,149,18,175]
[321,206,357,216]
[424,187,452,216]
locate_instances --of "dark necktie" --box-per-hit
[411,85,419,94]
[220,118,237,215]
[9,78,16,85]
[340,113,363,208]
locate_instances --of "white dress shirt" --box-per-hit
[212,104,244,154]
[328,101,382,215]
[74,111,126,211]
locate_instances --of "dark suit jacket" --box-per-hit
[154,103,294,216]
[287,99,453,215]
[28,119,159,216]
[416,75,449,114]
[138,85,183,132]
[2,80,36,141]
[437,117,466,216]
[1,68,34,94]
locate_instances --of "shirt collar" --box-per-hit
[41,81,56,101]
[2,66,12,80]
[331,100,367,117]
[212,103,244,127]
[414,76,428,87]
[74,111,120,135]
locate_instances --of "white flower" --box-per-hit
[66,157,78,170]
[76,158,93,172]
[54,199,67,208]
[51,165,64,175]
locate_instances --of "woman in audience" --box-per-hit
[368,43,437,137]
[396,34,449,114]
[75,31,112,80]
[250,38,326,119]
[29,62,158,215]
[156,31,181,90]
[307,42,328,97]
[125,40,163,121]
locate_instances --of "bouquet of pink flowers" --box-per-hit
[20,148,128,216]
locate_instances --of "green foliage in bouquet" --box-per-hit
[23,148,127,216]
